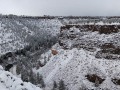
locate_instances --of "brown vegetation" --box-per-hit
[51,49,58,55]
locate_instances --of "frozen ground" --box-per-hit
[0,17,62,55]
[35,24,120,90]
[1,16,120,90]
[0,66,42,90]
[36,44,120,90]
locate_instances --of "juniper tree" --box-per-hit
[39,75,45,88]
[21,69,29,82]
[58,80,66,90]
[52,81,58,90]
[36,73,45,88]
[29,69,36,84]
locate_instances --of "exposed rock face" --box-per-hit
[112,78,120,85]
[85,74,105,85]
[59,24,120,60]
[60,25,119,34]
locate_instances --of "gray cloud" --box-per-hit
[0,0,120,16]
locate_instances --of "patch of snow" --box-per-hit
[0,66,42,90]
[37,44,120,90]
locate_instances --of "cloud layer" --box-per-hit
[0,0,120,16]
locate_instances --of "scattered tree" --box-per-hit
[58,80,66,90]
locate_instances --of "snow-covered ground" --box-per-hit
[1,16,120,90]
[0,66,42,90]
[0,21,27,55]
[0,16,120,55]
[35,24,120,90]
[0,17,62,55]
[36,44,120,90]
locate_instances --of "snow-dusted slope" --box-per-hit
[0,66,42,90]
[0,20,27,55]
[36,44,120,90]
[36,25,120,90]
[0,16,120,55]
[27,19,62,36]
[1,15,120,90]
[59,26,120,49]
[0,17,62,55]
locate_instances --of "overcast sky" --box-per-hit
[0,0,120,16]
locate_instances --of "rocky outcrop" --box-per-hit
[59,24,120,60]
[60,25,120,34]
[85,74,105,86]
